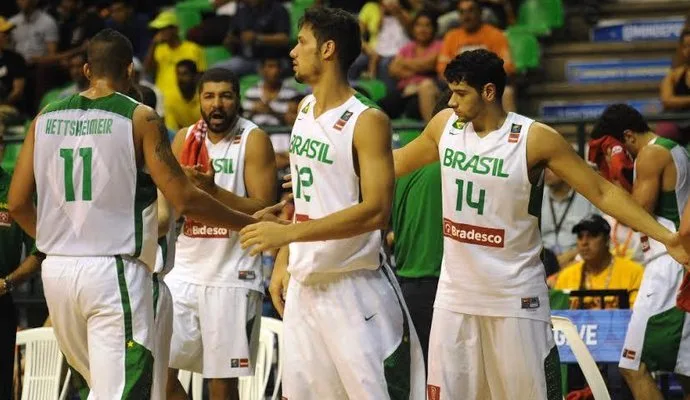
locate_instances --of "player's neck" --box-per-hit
[584,252,613,275]
[634,132,657,155]
[82,79,127,98]
[310,74,355,118]
[471,106,508,137]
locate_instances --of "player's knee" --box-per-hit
[419,78,438,94]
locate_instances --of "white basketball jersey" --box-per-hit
[288,94,382,283]
[436,112,550,322]
[34,93,158,269]
[170,117,262,291]
[637,136,690,263]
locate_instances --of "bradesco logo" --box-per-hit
[183,220,229,238]
[443,218,505,248]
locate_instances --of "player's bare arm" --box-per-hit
[8,119,38,238]
[630,145,669,213]
[156,190,171,238]
[528,122,687,264]
[392,108,450,177]
[136,106,257,231]
[269,245,290,317]
[239,108,394,255]
[201,128,277,214]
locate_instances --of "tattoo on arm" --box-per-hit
[146,112,185,179]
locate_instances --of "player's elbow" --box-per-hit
[368,204,391,231]
[168,186,198,218]
[7,197,29,219]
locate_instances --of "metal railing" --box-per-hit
[6,111,689,158]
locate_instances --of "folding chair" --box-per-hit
[15,327,70,400]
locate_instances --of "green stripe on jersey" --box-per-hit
[133,170,157,257]
[354,92,381,110]
[654,136,680,151]
[41,92,139,120]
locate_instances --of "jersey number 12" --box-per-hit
[60,147,93,202]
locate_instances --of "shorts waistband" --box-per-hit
[396,276,440,284]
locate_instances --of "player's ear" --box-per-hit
[622,129,635,145]
[482,83,497,102]
[83,63,91,81]
[126,62,134,81]
[321,39,336,61]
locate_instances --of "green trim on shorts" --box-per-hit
[381,266,412,400]
[641,306,685,372]
[543,345,563,400]
[115,256,154,399]
[69,366,90,400]
[152,273,159,321]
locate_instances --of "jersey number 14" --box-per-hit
[455,178,485,215]
[59,147,93,202]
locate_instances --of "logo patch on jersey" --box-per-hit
[521,297,540,309]
[238,270,256,280]
[301,103,310,114]
[0,210,12,227]
[294,213,311,222]
[333,110,353,131]
[183,220,229,238]
[622,348,637,360]
[452,119,465,130]
[508,123,522,143]
[427,385,441,400]
[230,358,249,368]
[640,235,650,253]
[232,129,244,144]
[443,218,505,248]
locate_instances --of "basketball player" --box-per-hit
[239,7,426,399]
[165,67,277,400]
[589,104,690,400]
[7,29,258,398]
[386,49,689,399]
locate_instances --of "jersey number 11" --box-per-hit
[59,147,93,202]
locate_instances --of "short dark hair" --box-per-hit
[87,29,133,80]
[444,49,506,99]
[176,59,198,75]
[299,7,361,76]
[590,104,651,141]
[197,68,240,97]
[414,10,439,36]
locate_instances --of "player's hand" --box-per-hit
[182,161,216,194]
[282,174,292,190]
[240,222,292,256]
[253,201,291,224]
[666,233,690,271]
[269,251,290,317]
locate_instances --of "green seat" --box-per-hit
[505,26,541,72]
[284,77,309,94]
[239,74,261,98]
[1,141,22,173]
[355,79,387,103]
[392,118,422,149]
[38,85,72,111]
[175,0,213,39]
[549,289,571,310]
[289,1,313,42]
[542,0,564,29]
[204,46,231,66]
[516,0,551,36]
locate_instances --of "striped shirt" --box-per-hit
[241,81,301,126]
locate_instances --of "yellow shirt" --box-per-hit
[154,41,206,100]
[554,256,644,309]
[164,88,200,131]
[359,2,382,49]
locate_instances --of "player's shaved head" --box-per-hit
[87,29,134,81]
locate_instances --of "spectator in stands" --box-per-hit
[350,0,410,89]
[437,0,515,111]
[0,18,26,109]
[145,10,206,102]
[57,52,88,98]
[554,214,643,310]
[380,11,441,122]
[0,165,44,400]
[164,59,201,131]
[438,0,515,34]
[242,58,301,127]
[216,0,290,77]
[105,0,152,60]
[541,167,597,267]
[9,0,59,64]
[132,57,165,119]
[659,29,690,144]
[49,0,104,57]
[186,0,238,46]
[242,57,301,171]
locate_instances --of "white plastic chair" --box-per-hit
[239,328,274,400]
[551,316,611,400]
[260,317,284,400]
[15,327,70,400]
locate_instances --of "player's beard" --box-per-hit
[201,108,237,134]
